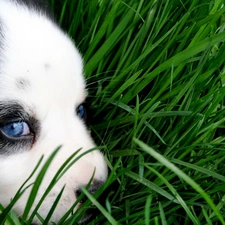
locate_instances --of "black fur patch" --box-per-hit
[14,0,52,15]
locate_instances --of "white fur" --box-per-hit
[0,0,107,223]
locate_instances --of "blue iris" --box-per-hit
[77,104,85,119]
[2,122,27,137]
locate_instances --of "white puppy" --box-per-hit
[0,0,108,223]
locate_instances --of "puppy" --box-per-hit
[0,0,108,223]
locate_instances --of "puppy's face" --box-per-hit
[0,1,107,223]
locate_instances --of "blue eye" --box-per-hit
[77,104,86,119]
[1,122,30,137]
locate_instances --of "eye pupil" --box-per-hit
[1,122,30,137]
[77,104,85,119]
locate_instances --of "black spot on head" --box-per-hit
[16,78,31,91]
[44,63,51,71]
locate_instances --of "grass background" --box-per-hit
[1,0,225,224]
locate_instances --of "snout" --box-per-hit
[75,180,105,223]
[75,180,105,202]
[20,112,108,223]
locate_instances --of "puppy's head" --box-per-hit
[0,1,108,223]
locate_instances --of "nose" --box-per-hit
[75,180,104,202]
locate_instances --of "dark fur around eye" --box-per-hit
[0,101,40,155]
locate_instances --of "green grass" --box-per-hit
[1,0,225,224]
